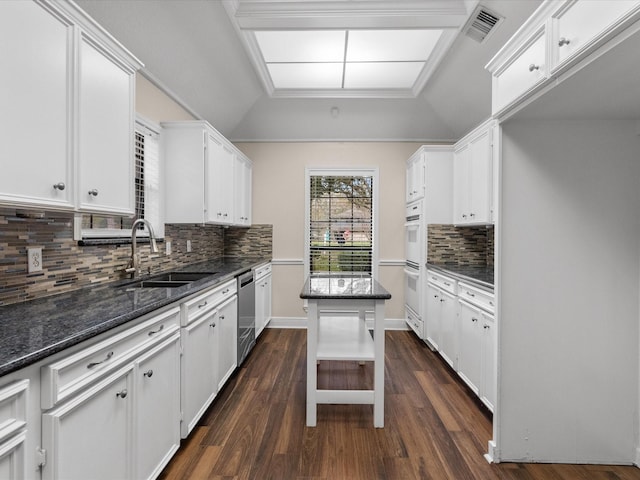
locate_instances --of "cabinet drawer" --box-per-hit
[405,308,423,338]
[182,279,237,326]
[254,263,271,281]
[458,282,495,314]
[427,270,457,295]
[554,0,640,68]
[0,380,28,443]
[492,26,546,113]
[41,307,180,409]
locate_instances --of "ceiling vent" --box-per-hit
[463,5,503,43]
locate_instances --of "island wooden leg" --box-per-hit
[373,299,385,427]
[306,300,318,427]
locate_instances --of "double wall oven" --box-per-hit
[404,202,424,337]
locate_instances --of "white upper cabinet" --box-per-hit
[163,121,252,227]
[233,153,252,226]
[453,120,495,225]
[405,151,425,203]
[0,1,73,210]
[552,0,640,69]
[76,31,137,214]
[486,0,640,117]
[0,0,142,213]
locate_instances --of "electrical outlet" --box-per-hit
[165,241,172,255]
[186,240,192,252]
[28,247,43,273]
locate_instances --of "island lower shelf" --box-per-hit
[316,317,375,361]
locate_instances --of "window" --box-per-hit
[80,116,163,239]
[305,168,378,278]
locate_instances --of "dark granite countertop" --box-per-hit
[300,274,391,300]
[426,263,494,290]
[0,256,270,377]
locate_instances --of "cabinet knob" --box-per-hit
[558,37,570,47]
[472,317,478,322]
[143,369,153,378]
[210,322,216,328]
[466,291,475,297]
[462,214,467,218]
[116,389,128,399]
[469,212,475,217]
[53,182,66,191]
[483,325,490,330]
[528,63,540,72]
[88,189,99,196]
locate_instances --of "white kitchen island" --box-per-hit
[300,274,391,428]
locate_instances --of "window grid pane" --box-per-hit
[309,175,373,273]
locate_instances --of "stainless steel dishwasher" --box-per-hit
[237,270,256,366]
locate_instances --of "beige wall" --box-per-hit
[136,74,196,122]
[236,142,422,320]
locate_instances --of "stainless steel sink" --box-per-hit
[120,271,218,289]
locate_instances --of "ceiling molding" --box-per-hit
[223,0,477,99]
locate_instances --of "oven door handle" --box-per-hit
[404,268,420,278]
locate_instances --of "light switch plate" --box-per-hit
[28,247,43,273]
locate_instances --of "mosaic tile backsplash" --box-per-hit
[0,207,272,306]
[427,224,494,266]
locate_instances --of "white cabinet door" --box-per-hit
[406,154,425,203]
[263,274,272,332]
[554,0,639,67]
[217,296,238,390]
[206,134,234,224]
[453,144,470,224]
[180,311,218,438]
[0,1,73,210]
[234,155,252,226]
[425,283,442,351]
[438,290,458,370]
[468,129,492,223]
[42,366,132,480]
[77,31,135,214]
[453,123,493,225]
[481,312,496,412]
[135,334,181,480]
[0,431,26,480]
[457,301,482,395]
[256,277,266,337]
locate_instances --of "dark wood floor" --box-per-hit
[159,328,640,480]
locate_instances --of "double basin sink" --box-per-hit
[121,272,217,289]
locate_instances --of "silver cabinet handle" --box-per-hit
[210,322,216,328]
[87,351,114,369]
[558,37,570,47]
[219,315,225,320]
[472,317,478,322]
[489,301,494,306]
[440,298,445,303]
[53,182,66,191]
[116,389,128,399]
[148,324,164,336]
[462,214,467,218]
[484,325,490,330]
[528,63,540,72]
[198,301,208,308]
[222,289,230,294]
[143,370,153,378]
[88,189,99,196]
[466,291,475,297]
[470,213,475,217]
[444,282,451,286]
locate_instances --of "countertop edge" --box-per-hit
[426,263,494,291]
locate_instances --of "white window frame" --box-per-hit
[76,114,164,240]
[304,167,379,280]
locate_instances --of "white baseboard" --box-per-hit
[266,317,408,330]
[484,440,497,464]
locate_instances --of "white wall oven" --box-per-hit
[404,202,424,337]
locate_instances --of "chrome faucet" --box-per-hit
[125,218,159,278]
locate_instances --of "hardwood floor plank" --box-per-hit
[159,329,640,480]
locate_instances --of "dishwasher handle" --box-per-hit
[239,271,254,288]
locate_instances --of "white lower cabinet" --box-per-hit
[40,307,181,480]
[216,296,238,391]
[180,279,238,438]
[255,264,272,338]
[0,379,29,480]
[457,300,483,395]
[480,313,496,411]
[438,289,458,370]
[134,335,181,480]
[0,431,27,480]
[42,366,133,480]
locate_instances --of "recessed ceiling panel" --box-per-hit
[347,29,443,62]
[255,30,345,63]
[344,62,425,89]
[267,62,343,89]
